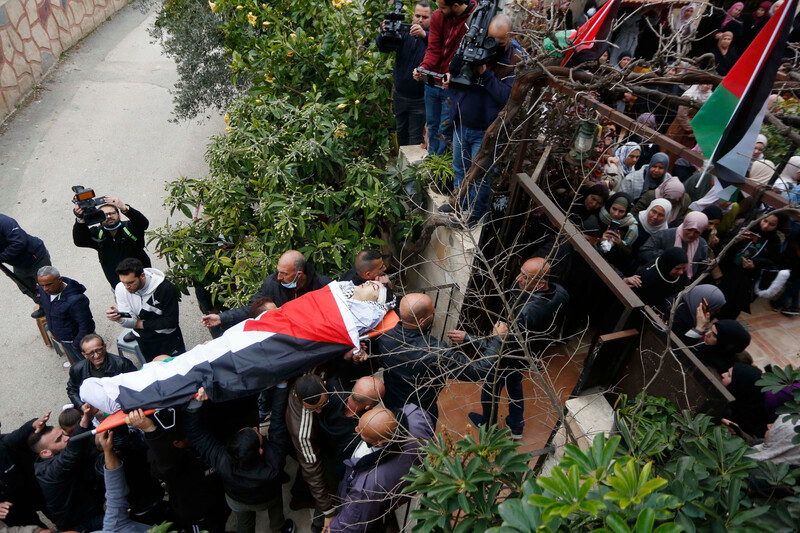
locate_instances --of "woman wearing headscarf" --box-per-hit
[630,247,688,311]
[666,84,713,148]
[632,176,691,225]
[742,2,772,51]
[667,284,726,346]
[609,9,643,64]
[603,142,641,188]
[748,159,778,186]
[750,416,800,465]
[774,155,800,193]
[713,31,740,76]
[715,2,745,46]
[567,183,609,224]
[720,362,768,439]
[701,204,725,282]
[672,4,696,37]
[771,229,800,316]
[590,192,639,272]
[639,211,709,280]
[718,212,785,319]
[696,321,752,373]
[617,152,672,200]
[632,198,671,252]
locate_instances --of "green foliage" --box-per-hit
[146,522,201,533]
[408,401,800,533]
[756,365,800,444]
[760,98,800,163]
[144,0,245,121]
[402,425,534,533]
[150,0,424,304]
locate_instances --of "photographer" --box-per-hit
[412,0,476,156]
[376,0,431,146]
[73,196,150,289]
[439,14,524,224]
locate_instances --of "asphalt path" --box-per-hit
[0,4,223,429]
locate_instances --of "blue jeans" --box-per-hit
[479,369,524,434]
[424,84,453,155]
[453,125,491,221]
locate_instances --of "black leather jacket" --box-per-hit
[66,353,137,408]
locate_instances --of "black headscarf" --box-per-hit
[726,363,768,438]
[635,247,688,309]
[696,319,751,373]
[702,205,723,223]
[571,183,610,222]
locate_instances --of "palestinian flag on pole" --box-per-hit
[561,0,622,67]
[80,282,367,414]
[691,0,797,184]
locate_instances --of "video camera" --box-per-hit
[381,0,412,48]
[448,0,501,88]
[72,186,108,226]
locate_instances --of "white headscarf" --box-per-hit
[638,198,672,235]
[776,155,800,191]
[682,84,713,105]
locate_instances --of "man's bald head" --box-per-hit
[356,408,398,446]
[352,376,385,407]
[488,14,513,48]
[399,293,435,330]
[276,250,308,288]
[516,257,550,292]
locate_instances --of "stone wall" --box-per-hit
[0,0,126,120]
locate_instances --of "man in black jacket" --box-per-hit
[67,334,137,408]
[37,266,95,363]
[0,412,50,527]
[201,250,332,332]
[369,293,499,422]
[126,409,230,533]
[0,213,51,318]
[185,385,295,533]
[73,196,150,288]
[338,250,391,287]
[29,404,104,532]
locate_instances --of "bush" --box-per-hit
[149,0,424,304]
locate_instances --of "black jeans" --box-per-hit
[393,89,425,146]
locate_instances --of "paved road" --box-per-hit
[0,5,223,429]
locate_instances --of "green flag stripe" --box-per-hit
[691,85,739,159]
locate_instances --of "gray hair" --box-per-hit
[37,266,60,278]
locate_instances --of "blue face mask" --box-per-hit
[281,272,299,289]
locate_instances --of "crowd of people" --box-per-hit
[1,1,800,532]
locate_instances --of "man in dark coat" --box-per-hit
[329,405,432,533]
[29,405,104,532]
[0,213,51,318]
[201,250,332,332]
[376,0,431,146]
[370,293,498,422]
[67,334,137,408]
[0,413,50,527]
[73,196,150,288]
[37,266,95,363]
[448,257,568,439]
[339,250,390,287]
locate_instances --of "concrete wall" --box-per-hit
[0,0,126,120]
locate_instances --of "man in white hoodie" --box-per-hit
[106,257,185,362]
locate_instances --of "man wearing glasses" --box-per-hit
[73,196,150,289]
[66,334,137,408]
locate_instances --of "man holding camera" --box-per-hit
[440,14,524,224]
[412,0,476,156]
[376,0,431,147]
[73,196,151,289]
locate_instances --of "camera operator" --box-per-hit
[376,0,431,147]
[412,0,476,156]
[73,196,151,289]
[438,14,524,224]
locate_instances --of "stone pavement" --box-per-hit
[0,4,221,428]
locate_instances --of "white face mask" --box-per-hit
[281,272,299,289]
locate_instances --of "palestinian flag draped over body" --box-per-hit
[561,0,622,66]
[81,282,378,414]
[691,0,797,184]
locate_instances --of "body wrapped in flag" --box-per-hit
[80,282,390,414]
